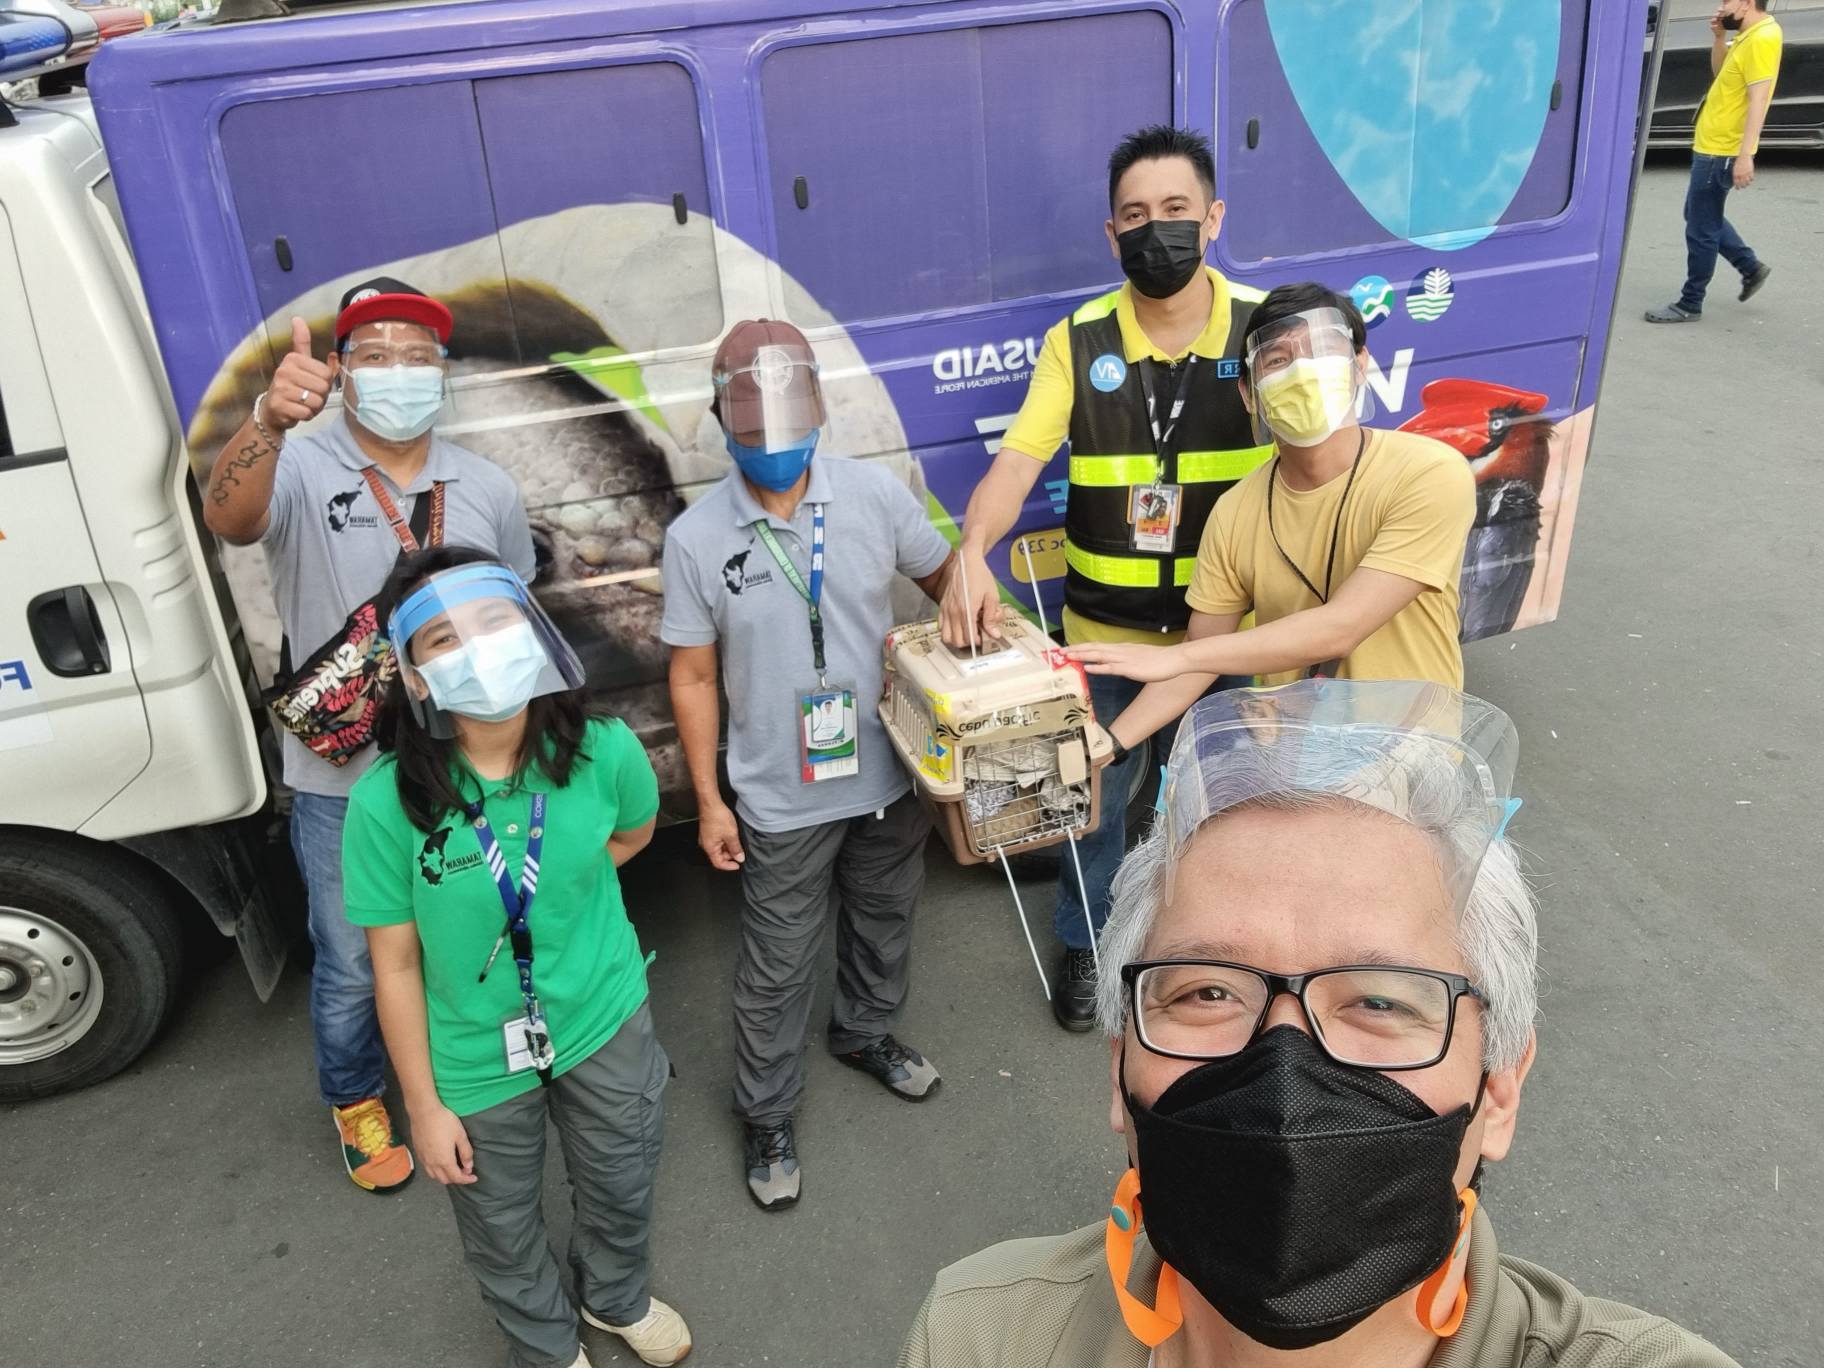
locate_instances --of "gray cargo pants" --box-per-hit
[733,791,931,1124]
[447,1001,669,1368]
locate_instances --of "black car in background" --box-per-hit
[1649,0,1824,148]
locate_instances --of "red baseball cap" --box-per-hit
[334,276,454,348]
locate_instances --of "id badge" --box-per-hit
[504,1009,555,1074]
[1129,484,1182,552]
[799,684,859,783]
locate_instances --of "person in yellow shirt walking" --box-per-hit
[1647,0,1781,323]
[940,125,1269,1032]
[1066,281,1474,743]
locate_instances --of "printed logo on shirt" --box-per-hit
[720,548,774,596]
[1089,353,1128,393]
[325,485,380,533]
[418,827,485,886]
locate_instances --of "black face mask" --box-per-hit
[1721,11,1743,30]
[1116,218,1206,299]
[1124,1026,1475,1351]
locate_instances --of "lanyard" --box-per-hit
[753,504,828,686]
[1135,355,1198,479]
[359,467,446,553]
[1266,427,1367,607]
[471,790,550,1083]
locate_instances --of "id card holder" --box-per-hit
[799,684,859,783]
[1130,484,1182,553]
[504,1008,555,1074]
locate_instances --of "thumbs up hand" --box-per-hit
[262,316,336,433]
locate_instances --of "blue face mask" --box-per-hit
[415,621,548,723]
[349,364,445,442]
[724,427,819,492]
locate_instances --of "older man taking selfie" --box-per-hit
[900,680,1738,1368]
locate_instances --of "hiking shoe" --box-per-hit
[584,1297,692,1366]
[1740,263,1772,301]
[1052,949,1099,1033]
[743,1120,801,1211]
[332,1097,414,1193]
[836,1034,940,1101]
[1644,303,1700,323]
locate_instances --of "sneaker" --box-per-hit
[331,1097,414,1193]
[835,1034,941,1101]
[1644,303,1700,324]
[564,1351,593,1368]
[1052,949,1098,1033]
[1740,263,1772,301]
[583,1297,692,1366]
[743,1120,801,1211]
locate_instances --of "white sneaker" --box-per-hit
[583,1296,692,1366]
[565,1350,593,1368]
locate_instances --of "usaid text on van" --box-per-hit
[931,336,1042,394]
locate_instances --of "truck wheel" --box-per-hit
[0,838,185,1102]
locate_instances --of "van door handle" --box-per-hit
[26,586,112,677]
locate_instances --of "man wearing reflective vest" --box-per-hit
[942,125,1269,1032]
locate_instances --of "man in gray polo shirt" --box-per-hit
[203,278,534,1193]
[662,319,955,1211]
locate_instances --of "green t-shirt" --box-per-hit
[343,717,660,1116]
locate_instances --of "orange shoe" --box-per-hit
[331,1097,415,1193]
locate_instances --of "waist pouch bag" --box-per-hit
[263,469,444,767]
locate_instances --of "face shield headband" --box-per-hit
[1159,680,1519,913]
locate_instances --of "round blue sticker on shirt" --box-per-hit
[1089,353,1128,392]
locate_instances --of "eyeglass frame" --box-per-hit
[1119,959,1487,1071]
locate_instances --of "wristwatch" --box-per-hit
[1107,733,1131,768]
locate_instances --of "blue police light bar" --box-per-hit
[0,13,73,81]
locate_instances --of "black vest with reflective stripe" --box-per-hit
[1063,290,1263,633]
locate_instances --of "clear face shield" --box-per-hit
[339,322,450,443]
[712,339,827,454]
[387,563,585,738]
[1160,679,1518,913]
[1244,307,1372,448]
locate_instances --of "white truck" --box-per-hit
[0,80,291,1101]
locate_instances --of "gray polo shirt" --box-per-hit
[659,456,950,834]
[262,415,535,798]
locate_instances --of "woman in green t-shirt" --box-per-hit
[342,545,691,1368]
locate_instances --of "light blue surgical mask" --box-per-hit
[415,621,548,723]
[348,364,446,442]
[724,427,819,492]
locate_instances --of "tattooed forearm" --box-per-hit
[209,435,277,506]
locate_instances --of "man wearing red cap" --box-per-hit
[203,277,535,1194]
[661,319,957,1211]
[1065,282,1474,749]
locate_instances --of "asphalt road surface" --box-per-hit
[3,154,1819,1368]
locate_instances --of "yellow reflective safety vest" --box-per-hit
[1063,286,1269,633]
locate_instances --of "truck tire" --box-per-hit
[0,837,185,1103]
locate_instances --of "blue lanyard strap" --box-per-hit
[753,504,827,683]
[470,791,547,1031]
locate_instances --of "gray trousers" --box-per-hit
[734,791,931,1124]
[448,1001,669,1368]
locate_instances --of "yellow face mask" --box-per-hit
[1254,355,1359,447]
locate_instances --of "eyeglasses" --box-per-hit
[1121,959,1485,1070]
[341,343,448,370]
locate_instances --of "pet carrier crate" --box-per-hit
[879,616,1113,866]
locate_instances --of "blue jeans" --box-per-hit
[1678,152,1760,313]
[289,792,386,1107]
[1053,672,1159,951]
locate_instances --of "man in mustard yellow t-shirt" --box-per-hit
[939,125,1269,1030]
[1067,283,1473,740]
[1647,0,1781,323]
